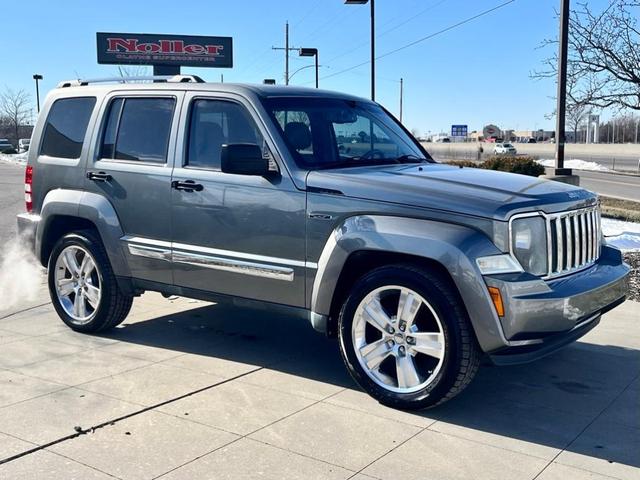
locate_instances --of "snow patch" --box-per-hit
[0,152,28,165]
[537,158,610,171]
[602,217,640,252]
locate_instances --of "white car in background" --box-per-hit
[18,138,31,153]
[494,142,517,155]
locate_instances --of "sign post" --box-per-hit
[96,32,233,76]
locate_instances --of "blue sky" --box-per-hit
[0,0,607,134]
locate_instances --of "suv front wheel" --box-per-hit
[48,230,133,333]
[338,265,479,409]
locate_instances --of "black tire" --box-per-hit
[338,264,480,410]
[47,230,133,333]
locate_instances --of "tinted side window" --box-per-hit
[100,97,175,163]
[40,97,96,159]
[187,99,264,169]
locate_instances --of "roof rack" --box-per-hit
[57,75,205,88]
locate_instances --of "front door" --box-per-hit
[170,94,307,307]
[85,91,183,284]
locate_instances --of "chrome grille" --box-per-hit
[547,206,601,278]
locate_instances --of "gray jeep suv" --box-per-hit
[17,76,629,409]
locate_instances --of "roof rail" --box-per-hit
[57,75,205,88]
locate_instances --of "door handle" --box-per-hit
[87,171,112,182]
[171,180,204,192]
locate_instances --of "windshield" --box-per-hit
[263,97,431,170]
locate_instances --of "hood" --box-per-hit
[306,163,597,220]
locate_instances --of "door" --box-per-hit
[170,94,307,307]
[85,92,184,284]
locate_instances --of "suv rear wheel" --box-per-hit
[338,264,479,409]
[48,230,132,333]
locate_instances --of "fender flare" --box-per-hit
[310,215,509,352]
[36,189,131,277]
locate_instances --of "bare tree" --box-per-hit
[566,102,589,143]
[533,1,640,112]
[116,65,151,82]
[0,88,32,146]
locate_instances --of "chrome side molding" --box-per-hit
[122,236,314,282]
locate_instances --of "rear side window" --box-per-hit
[40,97,96,159]
[100,97,175,163]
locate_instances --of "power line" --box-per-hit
[318,0,516,83]
[323,0,450,67]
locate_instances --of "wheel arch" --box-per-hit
[36,189,130,278]
[309,215,509,352]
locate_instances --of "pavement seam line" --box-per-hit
[345,419,430,480]
[531,370,640,480]
[0,365,266,466]
[0,302,50,321]
[151,388,350,479]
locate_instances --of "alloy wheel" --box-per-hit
[352,285,446,394]
[54,245,102,324]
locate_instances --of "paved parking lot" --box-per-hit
[0,280,638,479]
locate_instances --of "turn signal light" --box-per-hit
[488,286,505,317]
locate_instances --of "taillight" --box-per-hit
[25,165,33,213]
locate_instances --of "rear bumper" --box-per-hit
[16,213,40,253]
[483,244,630,364]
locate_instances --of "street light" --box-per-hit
[298,48,319,88]
[32,74,43,113]
[345,0,375,101]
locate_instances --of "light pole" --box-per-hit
[554,0,569,172]
[299,48,319,88]
[32,74,43,113]
[345,0,375,101]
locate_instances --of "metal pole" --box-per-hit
[315,52,319,88]
[35,79,40,113]
[370,0,375,101]
[555,0,570,170]
[285,22,290,85]
[399,78,403,123]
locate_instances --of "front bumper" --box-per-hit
[16,213,41,253]
[484,244,630,364]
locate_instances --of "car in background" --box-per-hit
[494,142,517,155]
[527,137,537,143]
[18,138,31,153]
[0,139,15,153]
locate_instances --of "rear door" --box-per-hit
[85,91,184,284]
[170,93,307,307]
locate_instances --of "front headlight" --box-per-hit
[511,215,548,276]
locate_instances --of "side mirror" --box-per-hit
[221,143,270,176]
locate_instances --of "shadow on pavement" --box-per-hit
[99,301,640,470]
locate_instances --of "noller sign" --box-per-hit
[96,32,233,68]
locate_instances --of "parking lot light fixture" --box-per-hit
[33,74,43,113]
[345,0,375,101]
[299,48,319,88]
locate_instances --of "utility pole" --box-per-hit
[272,22,298,86]
[399,78,403,123]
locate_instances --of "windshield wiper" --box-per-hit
[394,154,427,164]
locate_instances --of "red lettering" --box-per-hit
[136,42,160,53]
[206,45,223,55]
[107,38,138,52]
[184,44,204,54]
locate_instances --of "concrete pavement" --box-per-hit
[0,281,638,479]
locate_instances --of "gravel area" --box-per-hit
[623,251,640,302]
